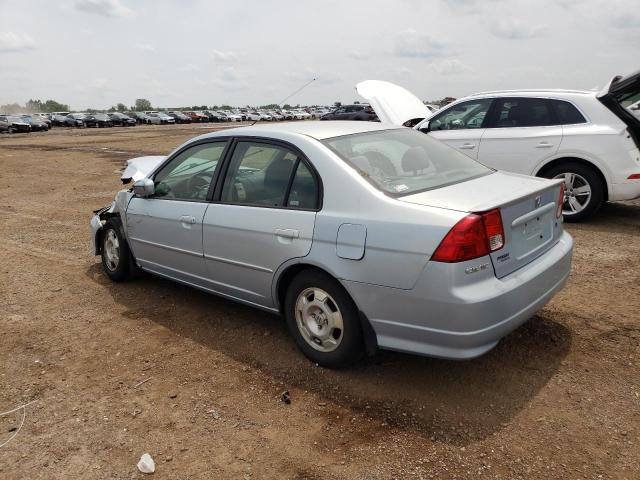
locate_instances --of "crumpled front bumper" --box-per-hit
[90,204,113,255]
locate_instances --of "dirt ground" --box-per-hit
[0,124,638,480]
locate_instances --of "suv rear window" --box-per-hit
[324,128,491,196]
[551,99,587,124]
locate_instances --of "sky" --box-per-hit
[0,0,638,110]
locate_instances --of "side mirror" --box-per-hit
[418,120,430,133]
[133,178,155,197]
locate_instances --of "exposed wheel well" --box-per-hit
[536,157,609,201]
[276,264,333,313]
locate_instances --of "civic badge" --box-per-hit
[534,195,542,208]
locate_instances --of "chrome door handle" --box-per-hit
[459,143,476,150]
[180,215,196,224]
[274,228,299,239]
[536,142,553,148]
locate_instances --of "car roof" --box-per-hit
[468,89,596,97]
[201,120,400,141]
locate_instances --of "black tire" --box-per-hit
[542,162,604,222]
[100,218,133,282]
[284,270,364,368]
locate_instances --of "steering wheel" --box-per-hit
[187,173,212,199]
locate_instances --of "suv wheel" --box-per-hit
[544,162,604,222]
[284,270,364,368]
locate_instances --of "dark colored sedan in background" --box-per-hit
[320,104,378,121]
[126,112,152,124]
[108,112,137,127]
[84,114,113,128]
[20,115,50,131]
[53,114,84,127]
[167,111,192,123]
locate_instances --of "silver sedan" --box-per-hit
[90,121,573,367]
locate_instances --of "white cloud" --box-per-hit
[74,0,133,18]
[213,66,249,90]
[0,32,36,53]
[392,28,446,58]
[348,50,369,60]
[180,63,201,73]
[430,59,473,75]
[490,18,548,39]
[212,50,239,64]
[134,43,155,52]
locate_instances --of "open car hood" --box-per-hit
[120,155,165,184]
[356,80,432,127]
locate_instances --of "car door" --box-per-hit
[202,139,319,307]
[422,98,493,159]
[125,141,228,286]
[477,97,562,174]
[332,107,347,120]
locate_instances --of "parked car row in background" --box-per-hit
[0,114,51,133]
[0,106,344,133]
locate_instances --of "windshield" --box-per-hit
[324,128,492,196]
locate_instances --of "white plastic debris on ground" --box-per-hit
[137,453,156,474]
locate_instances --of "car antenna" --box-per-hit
[249,77,317,126]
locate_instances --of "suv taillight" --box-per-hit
[557,182,565,218]
[431,209,505,263]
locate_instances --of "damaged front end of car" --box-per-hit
[90,155,166,255]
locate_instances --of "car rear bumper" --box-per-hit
[609,180,640,201]
[343,231,573,359]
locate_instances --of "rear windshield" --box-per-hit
[324,128,492,196]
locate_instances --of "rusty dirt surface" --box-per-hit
[0,124,638,479]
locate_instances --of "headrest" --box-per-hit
[264,158,294,190]
[401,146,432,173]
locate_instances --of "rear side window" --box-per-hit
[551,99,587,124]
[221,141,319,209]
[490,98,554,128]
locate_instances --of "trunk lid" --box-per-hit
[597,70,640,148]
[400,171,564,278]
[356,80,432,127]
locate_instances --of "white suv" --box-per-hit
[358,72,640,221]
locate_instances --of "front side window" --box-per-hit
[428,99,492,131]
[490,97,554,128]
[153,142,226,201]
[324,128,491,196]
[221,141,318,208]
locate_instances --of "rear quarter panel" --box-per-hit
[274,135,465,290]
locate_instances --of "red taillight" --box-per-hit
[557,182,565,218]
[627,173,640,180]
[431,209,504,263]
[482,209,505,251]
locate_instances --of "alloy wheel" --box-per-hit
[553,172,592,215]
